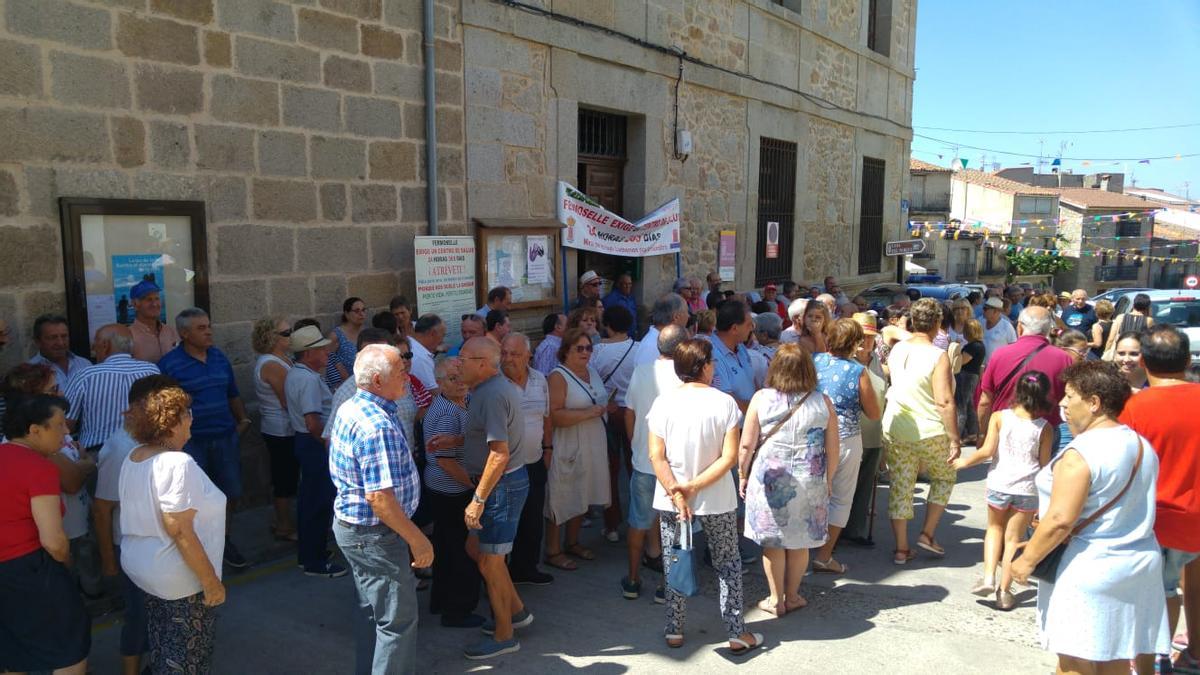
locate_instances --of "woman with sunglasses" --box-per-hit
[251,317,298,541]
[324,297,367,391]
[543,328,611,570]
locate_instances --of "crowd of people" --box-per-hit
[1,272,1197,674]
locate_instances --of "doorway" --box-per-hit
[576,109,639,292]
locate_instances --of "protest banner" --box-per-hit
[557,181,681,257]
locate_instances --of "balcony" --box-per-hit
[1094,264,1141,282]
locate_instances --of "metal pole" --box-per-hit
[675,252,682,280]
[561,243,570,312]
[423,0,438,234]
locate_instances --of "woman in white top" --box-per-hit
[649,337,763,655]
[251,317,297,541]
[544,328,611,570]
[120,383,227,673]
[1012,361,1168,674]
[593,305,638,542]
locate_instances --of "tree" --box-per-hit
[1004,248,1072,277]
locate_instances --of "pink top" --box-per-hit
[987,409,1047,497]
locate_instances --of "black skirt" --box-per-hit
[0,548,92,671]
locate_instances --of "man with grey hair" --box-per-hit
[632,292,689,367]
[158,307,253,568]
[780,298,808,344]
[409,314,445,394]
[330,343,432,673]
[620,324,687,601]
[752,312,782,361]
[976,305,1075,432]
[65,323,159,453]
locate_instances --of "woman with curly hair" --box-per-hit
[119,383,227,674]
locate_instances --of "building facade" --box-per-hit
[948,169,1061,283]
[908,158,981,282]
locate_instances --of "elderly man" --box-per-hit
[458,337,530,659]
[448,314,485,357]
[704,271,724,308]
[65,323,159,453]
[284,325,345,579]
[976,306,1074,433]
[575,270,603,309]
[780,298,807,344]
[532,313,565,376]
[824,276,851,305]
[27,314,92,391]
[158,307,252,568]
[632,293,689,367]
[476,286,511,318]
[330,344,432,674]
[1119,325,1200,673]
[981,296,1017,361]
[620,324,687,601]
[500,333,554,587]
[409,314,445,394]
[816,293,838,317]
[762,284,787,319]
[1004,285,1025,323]
[753,312,783,361]
[603,273,639,336]
[1060,289,1097,334]
[709,300,757,413]
[127,280,179,363]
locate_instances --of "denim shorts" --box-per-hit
[183,431,242,499]
[627,470,658,530]
[474,466,528,555]
[985,489,1037,513]
[1162,547,1200,598]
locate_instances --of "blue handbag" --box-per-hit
[666,518,700,597]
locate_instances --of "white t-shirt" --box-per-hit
[119,450,227,600]
[512,368,549,465]
[779,326,800,344]
[592,338,637,406]
[407,336,438,391]
[983,317,1017,361]
[647,384,741,515]
[626,359,683,476]
[59,436,90,540]
[631,326,660,368]
[96,428,139,541]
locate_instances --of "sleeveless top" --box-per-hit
[324,326,357,390]
[988,409,1047,496]
[254,354,293,437]
[813,353,864,439]
[1121,313,1148,336]
[1091,319,1113,358]
[882,340,947,442]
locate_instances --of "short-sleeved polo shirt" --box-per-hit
[157,345,239,439]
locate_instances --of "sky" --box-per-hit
[912,1,1200,199]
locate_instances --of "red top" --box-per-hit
[977,335,1075,425]
[1119,383,1200,552]
[408,375,432,410]
[0,442,62,562]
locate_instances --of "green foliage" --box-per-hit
[1004,248,1073,277]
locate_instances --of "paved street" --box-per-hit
[88,462,1057,674]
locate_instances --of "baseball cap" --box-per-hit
[579,270,600,286]
[130,279,161,300]
[288,325,332,353]
[851,312,879,336]
[764,283,777,291]
[984,297,1004,310]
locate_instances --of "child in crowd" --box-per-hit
[952,371,1054,610]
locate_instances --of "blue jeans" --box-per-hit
[183,431,242,499]
[334,521,418,675]
[294,433,336,570]
[474,467,528,556]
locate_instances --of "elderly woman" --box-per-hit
[120,382,227,673]
[325,296,366,390]
[1012,361,1168,674]
[739,344,838,617]
[0,394,91,675]
[797,299,831,354]
[544,327,611,569]
[567,306,601,345]
[251,317,297,541]
[811,319,882,574]
[422,358,483,627]
[651,338,761,654]
[882,298,961,565]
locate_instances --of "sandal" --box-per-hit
[542,553,578,571]
[916,532,945,557]
[566,543,595,561]
[812,557,849,575]
[665,634,684,649]
[756,598,785,617]
[784,596,808,612]
[893,548,916,565]
[729,632,764,655]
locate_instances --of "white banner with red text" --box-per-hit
[557,181,681,257]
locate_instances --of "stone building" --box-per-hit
[1050,188,1158,293]
[949,169,1061,284]
[908,158,981,282]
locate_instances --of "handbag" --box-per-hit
[1020,437,1143,582]
[666,518,700,597]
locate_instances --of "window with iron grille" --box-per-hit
[755,138,798,286]
[858,157,886,274]
[1116,217,1141,238]
[578,110,626,159]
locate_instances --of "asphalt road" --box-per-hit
[87,463,1057,674]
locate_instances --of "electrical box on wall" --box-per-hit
[676,129,693,155]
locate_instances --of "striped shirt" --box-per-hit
[422,395,471,495]
[157,345,240,439]
[329,389,421,525]
[532,334,561,376]
[64,353,160,448]
[28,352,93,392]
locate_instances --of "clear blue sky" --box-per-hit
[912,1,1200,199]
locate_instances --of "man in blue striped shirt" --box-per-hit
[329,344,432,675]
[65,324,159,452]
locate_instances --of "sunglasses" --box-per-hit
[573,344,593,353]
[400,352,413,360]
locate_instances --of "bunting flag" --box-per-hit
[973,238,1198,264]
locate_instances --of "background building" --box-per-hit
[908,158,981,281]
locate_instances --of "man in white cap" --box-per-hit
[285,324,346,578]
[574,270,602,309]
[981,296,1017,361]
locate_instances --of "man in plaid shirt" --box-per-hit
[329,344,433,675]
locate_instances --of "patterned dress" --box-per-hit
[744,388,831,549]
[324,326,357,391]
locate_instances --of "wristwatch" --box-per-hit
[471,492,486,505]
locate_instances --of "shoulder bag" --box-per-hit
[994,342,1049,397]
[743,391,814,479]
[1019,437,1143,583]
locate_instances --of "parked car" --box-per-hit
[1091,287,1153,305]
[908,284,973,301]
[1109,290,1200,374]
[860,283,907,310]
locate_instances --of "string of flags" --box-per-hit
[908,208,1164,231]
[974,239,1198,265]
[908,226,1200,248]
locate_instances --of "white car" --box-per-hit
[1109,290,1200,373]
[1091,287,1152,305]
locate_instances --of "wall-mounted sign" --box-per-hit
[765,221,779,259]
[414,236,476,347]
[885,239,927,256]
[718,230,736,282]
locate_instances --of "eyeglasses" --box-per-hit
[400,352,413,360]
[349,307,366,314]
[276,329,292,337]
[573,344,593,353]
[586,281,602,287]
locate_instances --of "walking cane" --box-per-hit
[866,464,879,544]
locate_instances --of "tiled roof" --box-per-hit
[1052,188,1157,211]
[909,158,951,173]
[952,169,1059,195]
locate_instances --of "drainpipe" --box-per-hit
[423,0,438,234]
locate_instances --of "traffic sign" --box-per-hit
[885,239,926,256]
[1186,274,1198,289]
[765,221,779,259]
